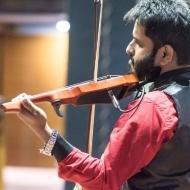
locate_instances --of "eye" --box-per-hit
[137,43,143,48]
[134,39,143,47]
[132,37,144,48]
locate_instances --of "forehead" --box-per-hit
[133,21,154,48]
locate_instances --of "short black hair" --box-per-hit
[124,0,190,65]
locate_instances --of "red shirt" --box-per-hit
[57,91,178,190]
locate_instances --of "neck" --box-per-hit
[161,65,190,74]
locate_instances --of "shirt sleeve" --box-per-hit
[56,91,178,190]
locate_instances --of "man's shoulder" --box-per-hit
[143,90,173,104]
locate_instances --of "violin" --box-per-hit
[1,73,139,117]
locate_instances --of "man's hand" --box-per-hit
[12,93,52,142]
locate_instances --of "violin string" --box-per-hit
[63,75,120,89]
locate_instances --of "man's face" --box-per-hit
[126,22,161,81]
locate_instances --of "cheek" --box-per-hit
[133,48,149,62]
[154,52,163,66]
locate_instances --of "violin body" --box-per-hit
[1,74,139,115]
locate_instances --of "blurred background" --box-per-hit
[0,0,136,189]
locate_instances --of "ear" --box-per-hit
[155,44,175,66]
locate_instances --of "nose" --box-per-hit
[126,41,134,57]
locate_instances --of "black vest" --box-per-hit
[127,68,190,190]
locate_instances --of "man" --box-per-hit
[11,0,190,189]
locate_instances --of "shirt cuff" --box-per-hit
[52,134,74,162]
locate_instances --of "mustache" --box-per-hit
[128,58,135,73]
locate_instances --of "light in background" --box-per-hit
[56,20,70,33]
[0,13,70,35]
[3,166,64,190]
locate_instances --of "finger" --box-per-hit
[12,93,32,102]
[21,98,40,116]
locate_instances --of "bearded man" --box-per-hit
[10,0,190,189]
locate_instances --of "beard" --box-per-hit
[128,49,161,82]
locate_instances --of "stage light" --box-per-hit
[56,20,70,32]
